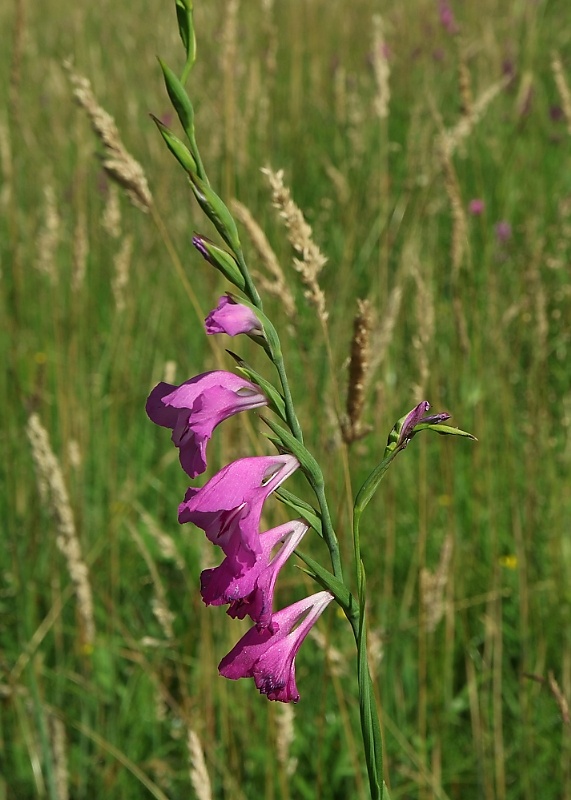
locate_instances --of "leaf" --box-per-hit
[275,488,322,535]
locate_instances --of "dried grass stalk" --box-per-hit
[128,521,175,641]
[48,715,69,800]
[420,535,454,633]
[187,729,213,800]
[27,413,95,648]
[552,53,571,136]
[458,52,473,118]
[72,207,88,293]
[410,258,435,402]
[366,283,403,391]
[438,76,509,158]
[64,60,152,213]
[372,14,390,120]
[262,166,328,322]
[342,299,373,444]
[112,235,133,313]
[35,184,61,284]
[276,703,297,777]
[230,198,296,317]
[0,116,13,210]
[101,184,122,239]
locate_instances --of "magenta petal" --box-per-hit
[205,295,262,337]
[179,455,299,570]
[200,519,308,630]
[145,371,267,478]
[219,591,334,703]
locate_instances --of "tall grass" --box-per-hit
[2,0,571,797]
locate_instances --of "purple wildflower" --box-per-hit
[219,591,334,703]
[495,221,512,244]
[201,519,308,631]
[438,0,459,34]
[397,401,451,449]
[179,455,299,571]
[205,295,262,337]
[468,199,485,216]
[146,371,267,478]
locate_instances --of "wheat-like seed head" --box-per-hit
[27,413,95,648]
[262,166,328,322]
[64,60,152,213]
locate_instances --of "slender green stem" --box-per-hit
[272,355,304,443]
[313,481,343,580]
[234,248,263,309]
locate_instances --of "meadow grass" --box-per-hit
[2,0,571,797]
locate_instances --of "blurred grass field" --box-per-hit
[2,0,571,797]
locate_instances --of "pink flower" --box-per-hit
[495,220,512,244]
[468,198,485,216]
[439,0,459,34]
[205,295,262,337]
[219,591,334,703]
[146,371,267,478]
[397,401,451,449]
[179,455,299,571]
[201,519,308,630]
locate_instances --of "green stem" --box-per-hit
[234,248,263,310]
[313,481,343,581]
[272,354,304,444]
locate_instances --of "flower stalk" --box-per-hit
[145,4,476,797]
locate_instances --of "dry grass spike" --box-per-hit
[552,52,571,136]
[342,299,373,444]
[262,166,328,322]
[63,60,152,213]
[27,413,95,649]
[230,198,296,317]
[187,729,213,800]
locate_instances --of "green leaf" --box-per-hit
[354,449,399,519]
[225,351,286,420]
[293,550,358,620]
[193,238,245,291]
[158,58,195,136]
[174,0,195,66]
[190,176,241,251]
[412,422,477,440]
[275,488,322,535]
[260,417,322,483]
[151,116,197,174]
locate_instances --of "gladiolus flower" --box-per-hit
[219,591,334,703]
[179,455,299,571]
[396,401,451,449]
[146,371,267,478]
[200,519,308,630]
[205,295,262,337]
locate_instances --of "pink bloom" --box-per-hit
[146,371,267,478]
[205,295,262,337]
[219,591,334,703]
[397,401,451,448]
[201,519,308,630]
[495,220,512,244]
[468,198,485,216]
[439,0,459,34]
[179,455,299,571]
